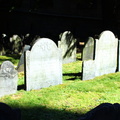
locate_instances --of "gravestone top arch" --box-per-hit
[25,38,62,91]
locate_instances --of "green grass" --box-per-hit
[0,54,120,120]
[0,54,20,66]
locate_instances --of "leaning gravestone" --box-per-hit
[17,45,31,72]
[25,38,62,91]
[82,31,118,80]
[58,31,77,64]
[0,61,18,97]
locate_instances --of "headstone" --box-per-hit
[58,31,77,64]
[95,31,118,76]
[82,37,95,61]
[25,38,62,91]
[0,61,18,97]
[17,45,31,72]
[82,37,96,80]
[82,60,95,80]
[82,31,118,80]
[10,35,22,54]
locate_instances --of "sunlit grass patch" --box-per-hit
[0,54,20,66]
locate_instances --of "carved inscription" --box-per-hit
[36,44,52,51]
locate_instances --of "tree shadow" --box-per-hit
[63,72,82,80]
[17,85,25,90]
[20,106,82,120]
[63,43,76,59]
[76,58,82,61]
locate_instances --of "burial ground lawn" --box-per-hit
[0,54,120,120]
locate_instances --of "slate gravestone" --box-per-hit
[82,37,95,61]
[25,38,62,91]
[82,31,118,80]
[0,61,18,97]
[58,31,77,64]
[17,45,31,72]
[82,37,96,80]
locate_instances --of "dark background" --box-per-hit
[0,0,119,43]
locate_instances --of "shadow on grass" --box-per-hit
[21,106,82,120]
[7,54,21,59]
[17,72,82,91]
[76,58,82,61]
[63,72,82,80]
[17,85,25,90]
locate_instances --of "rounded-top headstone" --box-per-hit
[25,38,62,91]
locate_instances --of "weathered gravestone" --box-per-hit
[25,38,62,91]
[82,31,118,80]
[10,35,22,54]
[82,37,95,80]
[58,31,77,64]
[82,37,95,61]
[0,61,18,97]
[95,31,118,76]
[17,45,31,72]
